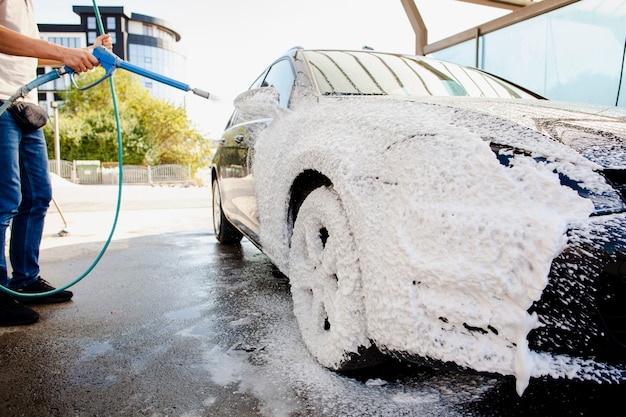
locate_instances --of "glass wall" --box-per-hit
[430,39,476,70]
[432,0,626,107]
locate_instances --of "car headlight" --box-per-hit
[490,143,626,216]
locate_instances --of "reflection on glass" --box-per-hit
[304,50,537,99]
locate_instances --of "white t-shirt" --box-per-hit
[0,0,39,103]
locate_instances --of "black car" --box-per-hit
[211,47,626,395]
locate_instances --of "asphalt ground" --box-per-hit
[0,181,238,416]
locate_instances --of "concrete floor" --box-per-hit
[0,183,274,416]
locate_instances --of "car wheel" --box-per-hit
[212,178,243,244]
[289,186,383,371]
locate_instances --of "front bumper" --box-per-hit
[529,212,626,365]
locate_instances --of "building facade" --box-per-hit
[37,6,187,109]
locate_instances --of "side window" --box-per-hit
[261,59,295,108]
[248,71,267,90]
[224,60,294,129]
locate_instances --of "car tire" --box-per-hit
[289,186,384,371]
[212,178,243,244]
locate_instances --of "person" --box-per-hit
[0,0,112,326]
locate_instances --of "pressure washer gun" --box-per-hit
[84,46,211,99]
[0,45,210,116]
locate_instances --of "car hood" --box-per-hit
[413,96,626,169]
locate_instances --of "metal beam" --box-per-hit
[455,0,535,10]
[400,0,428,55]
[422,0,580,55]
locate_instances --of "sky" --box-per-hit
[31,0,509,136]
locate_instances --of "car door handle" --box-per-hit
[234,135,245,144]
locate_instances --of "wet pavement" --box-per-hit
[0,183,625,416]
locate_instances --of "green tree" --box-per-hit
[44,68,214,175]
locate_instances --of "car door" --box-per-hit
[216,58,296,241]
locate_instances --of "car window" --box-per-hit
[223,61,295,129]
[260,58,295,107]
[223,70,269,130]
[303,50,538,100]
[248,71,268,90]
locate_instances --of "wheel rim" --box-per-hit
[212,181,222,235]
[289,187,370,369]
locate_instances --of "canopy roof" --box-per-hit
[402,0,578,56]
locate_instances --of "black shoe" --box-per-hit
[0,291,40,326]
[13,278,73,304]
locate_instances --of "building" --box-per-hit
[403,0,626,107]
[37,6,187,109]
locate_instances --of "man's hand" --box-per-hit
[61,34,113,73]
[93,34,112,51]
[58,48,100,73]
[63,34,112,73]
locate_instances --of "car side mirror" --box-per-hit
[233,86,282,118]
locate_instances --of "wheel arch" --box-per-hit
[210,165,218,185]
[287,169,332,240]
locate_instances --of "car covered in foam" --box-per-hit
[210,47,626,394]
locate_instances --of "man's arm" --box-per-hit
[38,34,113,68]
[0,25,106,73]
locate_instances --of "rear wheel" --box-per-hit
[289,186,384,371]
[212,178,243,244]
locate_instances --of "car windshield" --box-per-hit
[303,50,539,100]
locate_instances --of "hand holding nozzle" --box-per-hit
[61,34,112,74]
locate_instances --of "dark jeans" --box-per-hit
[0,110,51,288]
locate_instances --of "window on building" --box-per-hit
[48,36,81,48]
[106,16,116,30]
[143,24,154,37]
[87,31,97,45]
[128,43,187,104]
[87,16,96,30]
